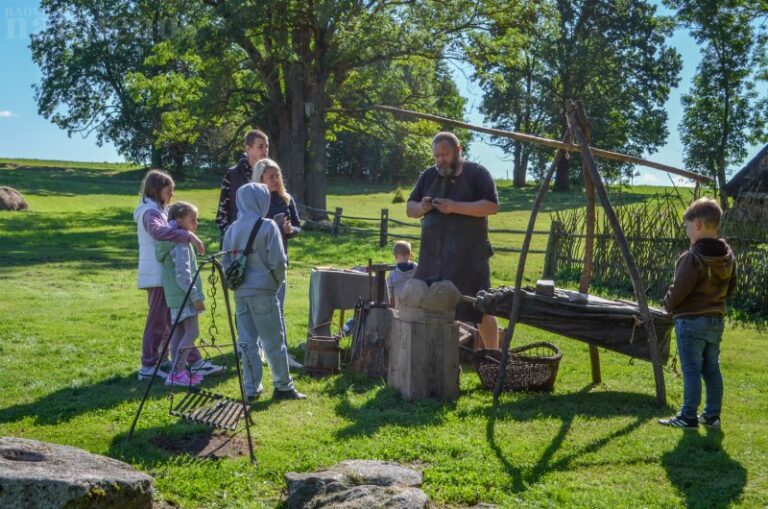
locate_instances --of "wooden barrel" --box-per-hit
[304,335,341,377]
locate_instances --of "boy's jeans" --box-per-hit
[235,293,294,396]
[675,316,724,419]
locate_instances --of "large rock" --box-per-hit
[0,186,28,211]
[285,460,428,509]
[0,437,153,509]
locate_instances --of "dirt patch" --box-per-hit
[150,432,251,460]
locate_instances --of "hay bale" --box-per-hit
[0,187,28,211]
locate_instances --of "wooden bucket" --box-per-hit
[304,335,341,377]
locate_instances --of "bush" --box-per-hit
[392,187,405,204]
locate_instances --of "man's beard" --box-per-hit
[437,155,462,178]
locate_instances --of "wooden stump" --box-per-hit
[387,280,461,401]
[350,306,393,380]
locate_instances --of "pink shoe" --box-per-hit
[165,370,203,387]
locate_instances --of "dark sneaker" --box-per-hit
[273,388,307,401]
[699,414,721,428]
[659,414,698,429]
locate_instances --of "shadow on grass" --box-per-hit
[662,428,746,509]
[0,352,238,427]
[108,420,256,468]
[324,371,456,438]
[0,165,219,197]
[0,207,137,269]
[474,387,669,493]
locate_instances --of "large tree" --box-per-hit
[667,0,768,208]
[194,0,481,215]
[31,0,194,171]
[468,0,682,190]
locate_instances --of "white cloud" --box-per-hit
[0,110,18,118]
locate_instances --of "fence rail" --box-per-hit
[298,204,553,256]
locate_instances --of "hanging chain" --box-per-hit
[207,264,220,346]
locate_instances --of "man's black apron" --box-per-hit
[414,170,493,323]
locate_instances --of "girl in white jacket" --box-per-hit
[133,170,221,380]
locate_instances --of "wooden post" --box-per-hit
[380,208,389,248]
[332,207,343,237]
[574,100,602,385]
[494,130,572,402]
[565,100,666,406]
[543,220,563,280]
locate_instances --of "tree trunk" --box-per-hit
[306,80,328,219]
[513,141,526,187]
[150,145,163,169]
[277,61,307,209]
[553,154,571,191]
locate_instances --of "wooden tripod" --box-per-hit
[375,101,712,406]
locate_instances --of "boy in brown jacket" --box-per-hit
[659,198,737,429]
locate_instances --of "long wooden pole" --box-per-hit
[494,130,572,402]
[565,101,666,406]
[374,104,711,184]
[573,101,602,385]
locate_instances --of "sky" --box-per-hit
[0,1,765,184]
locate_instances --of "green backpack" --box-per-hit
[224,218,264,290]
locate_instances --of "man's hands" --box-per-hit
[432,198,455,215]
[420,196,434,214]
[189,233,206,255]
[194,300,206,312]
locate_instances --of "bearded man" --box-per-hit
[406,132,500,349]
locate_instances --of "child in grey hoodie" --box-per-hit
[222,183,306,401]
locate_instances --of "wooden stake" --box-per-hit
[573,101,602,385]
[374,105,711,184]
[494,130,572,402]
[565,101,666,406]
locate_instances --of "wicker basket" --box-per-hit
[472,341,563,393]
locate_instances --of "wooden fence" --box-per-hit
[300,204,551,256]
[548,198,768,321]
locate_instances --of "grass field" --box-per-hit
[0,160,765,508]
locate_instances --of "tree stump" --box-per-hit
[350,306,393,380]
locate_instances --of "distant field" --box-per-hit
[1,159,762,509]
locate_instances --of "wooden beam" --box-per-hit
[494,130,572,402]
[374,104,711,185]
[565,100,666,406]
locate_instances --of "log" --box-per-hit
[374,105,711,184]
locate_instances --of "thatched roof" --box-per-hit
[0,186,28,211]
[725,144,768,198]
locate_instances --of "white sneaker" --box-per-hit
[287,353,303,370]
[189,359,224,376]
[138,361,170,381]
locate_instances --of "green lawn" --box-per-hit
[0,160,764,508]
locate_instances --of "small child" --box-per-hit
[156,202,206,386]
[387,241,418,308]
[659,198,737,429]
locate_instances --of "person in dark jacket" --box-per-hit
[659,197,737,430]
[215,129,270,236]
